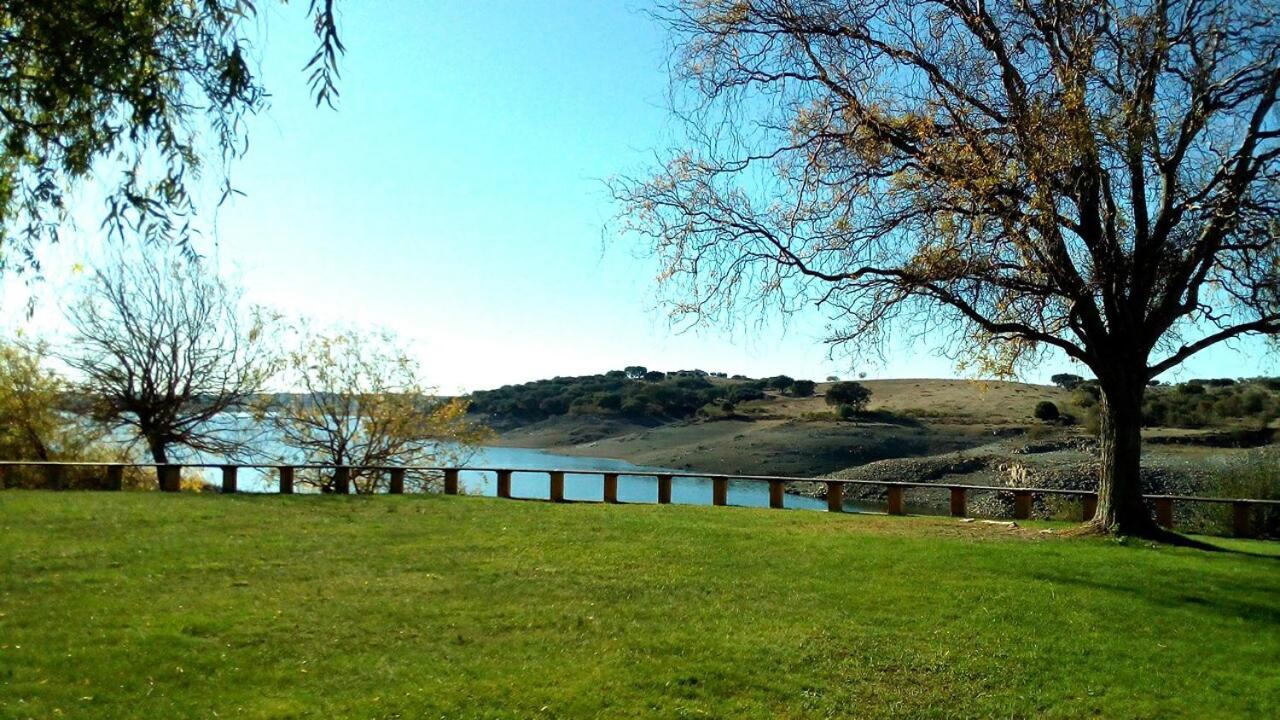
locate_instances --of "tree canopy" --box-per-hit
[615,0,1280,535]
[0,0,344,276]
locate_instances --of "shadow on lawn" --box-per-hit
[1030,566,1280,626]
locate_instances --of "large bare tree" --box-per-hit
[63,251,277,470]
[614,0,1280,536]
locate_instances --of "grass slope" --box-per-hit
[2,494,1278,719]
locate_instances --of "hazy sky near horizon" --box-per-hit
[3,1,1275,393]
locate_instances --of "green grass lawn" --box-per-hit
[1,494,1277,719]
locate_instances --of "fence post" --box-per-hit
[1155,497,1174,528]
[496,469,513,499]
[333,466,351,495]
[279,466,295,494]
[949,487,966,517]
[1082,494,1097,521]
[106,464,124,491]
[769,479,784,509]
[1233,501,1252,538]
[657,474,673,504]
[549,471,565,502]
[712,476,728,507]
[1013,490,1032,520]
[886,486,904,515]
[602,472,618,503]
[221,466,238,494]
[826,481,844,513]
[159,465,182,492]
[389,468,405,494]
[444,468,460,495]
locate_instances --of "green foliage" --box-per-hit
[1033,401,1060,421]
[1049,373,1084,389]
[836,404,857,420]
[824,381,871,411]
[0,1,344,268]
[789,379,816,397]
[1142,379,1280,429]
[471,370,770,422]
[2,495,1276,718]
[765,375,794,391]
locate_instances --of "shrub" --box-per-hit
[1033,401,1059,421]
[825,381,871,411]
[766,375,794,392]
[837,404,857,420]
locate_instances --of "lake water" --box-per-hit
[207,445,856,512]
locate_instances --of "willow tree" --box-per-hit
[615,0,1280,536]
[0,0,344,276]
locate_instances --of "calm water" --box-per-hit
[197,445,860,512]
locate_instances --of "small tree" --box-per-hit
[1034,401,1061,422]
[0,340,144,489]
[63,251,277,468]
[643,370,667,382]
[825,382,871,412]
[263,329,491,494]
[766,375,794,392]
[1050,374,1085,390]
[624,366,648,380]
[790,379,816,397]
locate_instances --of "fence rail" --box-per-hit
[0,460,1275,538]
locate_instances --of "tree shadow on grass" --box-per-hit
[1027,570,1280,627]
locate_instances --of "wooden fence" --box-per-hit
[0,461,1276,538]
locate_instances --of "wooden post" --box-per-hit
[159,465,182,492]
[712,476,729,507]
[549,471,565,502]
[1233,501,1252,538]
[826,481,843,513]
[278,466,295,494]
[602,472,618,503]
[389,468,405,494]
[332,466,351,494]
[1155,497,1174,528]
[106,464,124,491]
[886,486,904,515]
[221,466,238,494]
[949,487,966,517]
[496,469,513,499]
[769,479,784,509]
[1013,490,1032,520]
[1082,494,1097,521]
[444,468,460,495]
[657,474,673,504]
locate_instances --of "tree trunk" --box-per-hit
[147,435,173,491]
[1092,379,1160,536]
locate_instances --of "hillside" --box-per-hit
[2,494,1276,718]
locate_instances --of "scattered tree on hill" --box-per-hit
[766,375,794,392]
[0,1,346,280]
[1034,401,1060,422]
[825,382,871,413]
[790,379,816,397]
[643,370,667,382]
[1050,374,1085,390]
[616,0,1280,536]
[62,251,277,470]
[826,375,840,382]
[263,328,491,494]
[624,366,648,380]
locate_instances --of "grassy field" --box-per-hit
[2,494,1278,719]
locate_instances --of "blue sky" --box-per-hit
[3,1,1274,393]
